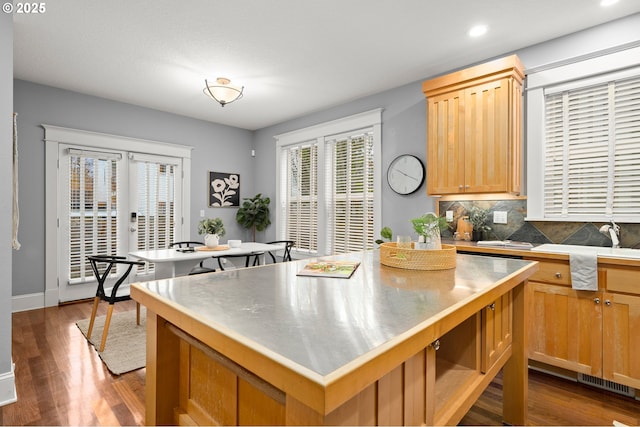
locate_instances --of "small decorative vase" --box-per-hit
[204,234,219,248]
[424,225,442,250]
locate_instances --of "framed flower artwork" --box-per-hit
[208,171,240,207]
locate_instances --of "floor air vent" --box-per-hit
[577,373,635,397]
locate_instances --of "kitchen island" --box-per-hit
[131,251,537,426]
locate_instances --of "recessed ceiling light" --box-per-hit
[601,0,619,6]
[468,25,488,37]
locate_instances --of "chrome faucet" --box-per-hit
[599,221,620,248]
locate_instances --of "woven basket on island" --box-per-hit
[379,242,456,270]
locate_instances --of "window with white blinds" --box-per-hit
[543,75,640,219]
[68,150,121,283]
[276,109,382,255]
[526,45,640,223]
[285,143,318,253]
[326,132,375,254]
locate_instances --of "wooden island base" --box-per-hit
[134,252,534,426]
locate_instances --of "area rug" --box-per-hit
[76,308,146,375]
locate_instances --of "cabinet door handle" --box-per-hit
[458,185,463,190]
[487,303,496,311]
[594,297,600,304]
[555,272,562,278]
[605,299,611,306]
[430,339,441,351]
[465,185,470,189]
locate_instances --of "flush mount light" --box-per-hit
[203,77,244,107]
[600,0,619,6]
[468,25,488,37]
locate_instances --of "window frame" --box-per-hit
[526,43,640,223]
[275,109,382,256]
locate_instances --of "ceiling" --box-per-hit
[13,0,640,131]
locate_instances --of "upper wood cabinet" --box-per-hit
[422,55,525,195]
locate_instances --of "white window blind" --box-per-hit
[543,75,640,219]
[135,161,176,251]
[284,142,318,253]
[68,151,120,283]
[326,131,375,254]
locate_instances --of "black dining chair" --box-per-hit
[87,255,145,352]
[169,241,217,275]
[265,240,295,263]
[216,253,261,271]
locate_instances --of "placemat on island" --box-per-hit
[195,245,230,251]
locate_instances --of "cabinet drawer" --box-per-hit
[525,260,571,286]
[606,267,640,295]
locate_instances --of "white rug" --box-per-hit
[76,308,146,375]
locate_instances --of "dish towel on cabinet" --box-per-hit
[569,252,598,291]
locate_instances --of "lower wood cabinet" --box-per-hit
[482,292,513,373]
[527,282,602,376]
[525,258,640,389]
[429,293,513,426]
[602,267,640,389]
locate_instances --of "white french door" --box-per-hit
[57,145,183,302]
[128,153,182,281]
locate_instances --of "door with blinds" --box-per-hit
[128,153,181,281]
[58,145,181,302]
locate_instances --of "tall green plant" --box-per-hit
[236,193,271,241]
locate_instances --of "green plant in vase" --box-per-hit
[410,213,447,249]
[198,217,225,248]
[469,206,491,241]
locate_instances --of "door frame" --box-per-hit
[44,125,192,307]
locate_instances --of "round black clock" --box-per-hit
[387,154,425,195]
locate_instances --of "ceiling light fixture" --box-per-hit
[468,25,488,37]
[600,0,619,6]
[203,77,244,107]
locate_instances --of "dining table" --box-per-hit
[129,242,284,279]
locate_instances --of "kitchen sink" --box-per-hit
[531,244,640,260]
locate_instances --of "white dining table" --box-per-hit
[129,242,284,279]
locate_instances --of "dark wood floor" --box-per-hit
[1,300,639,426]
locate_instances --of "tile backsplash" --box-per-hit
[438,199,640,249]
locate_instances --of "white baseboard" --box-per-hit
[45,287,58,307]
[0,362,17,407]
[12,292,46,312]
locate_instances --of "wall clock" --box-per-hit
[387,154,425,195]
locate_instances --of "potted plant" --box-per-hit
[375,226,393,245]
[236,193,271,241]
[469,206,491,241]
[410,212,447,249]
[198,217,226,248]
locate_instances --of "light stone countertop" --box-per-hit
[447,240,640,267]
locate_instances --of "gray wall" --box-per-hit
[253,13,640,242]
[1,9,15,402]
[13,80,254,297]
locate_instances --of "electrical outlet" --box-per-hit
[493,211,508,224]
[200,209,205,217]
[446,210,454,222]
